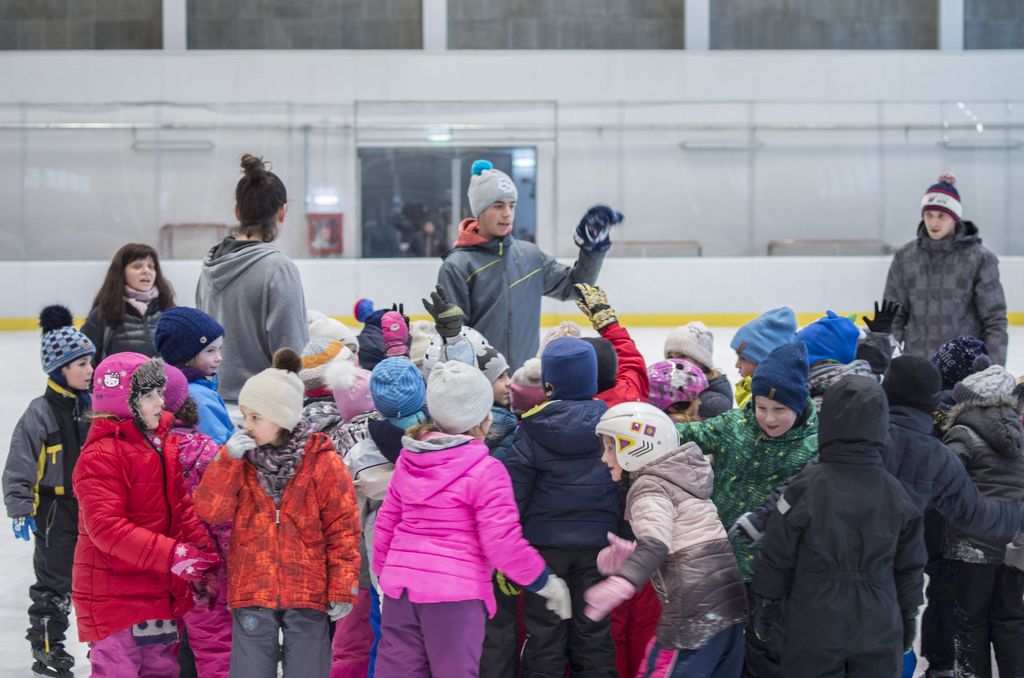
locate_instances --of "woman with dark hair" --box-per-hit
[196,153,308,402]
[81,242,176,363]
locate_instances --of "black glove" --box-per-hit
[751,597,783,644]
[574,283,618,332]
[573,205,622,253]
[862,299,901,334]
[422,285,464,338]
[390,302,410,328]
[727,511,766,548]
[902,616,917,652]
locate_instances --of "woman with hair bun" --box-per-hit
[196,154,309,401]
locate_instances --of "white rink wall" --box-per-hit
[1,256,1022,325]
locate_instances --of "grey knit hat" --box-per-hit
[468,160,518,217]
[427,361,494,434]
[953,365,1018,404]
[664,321,714,370]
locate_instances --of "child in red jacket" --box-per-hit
[72,353,218,677]
[573,283,661,678]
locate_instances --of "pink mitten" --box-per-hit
[170,543,219,583]
[381,311,410,357]
[596,532,637,576]
[583,576,636,622]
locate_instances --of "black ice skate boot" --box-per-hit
[32,641,75,676]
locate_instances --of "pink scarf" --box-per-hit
[124,285,159,316]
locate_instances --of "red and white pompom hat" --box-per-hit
[921,172,962,222]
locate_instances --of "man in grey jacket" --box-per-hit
[437,159,620,371]
[883,174,1008,365]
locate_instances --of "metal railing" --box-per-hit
[767,239,891,256]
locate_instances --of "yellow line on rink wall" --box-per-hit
[0,312,1020,331]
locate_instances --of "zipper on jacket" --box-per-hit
[142,429,173,531]
[275,509,280,524]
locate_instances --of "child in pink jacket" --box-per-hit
[372,360,572,678]
[163,365,232,678]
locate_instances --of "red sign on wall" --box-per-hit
[308,213,343,256]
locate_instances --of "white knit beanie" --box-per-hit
[307,309,360,354]
[664,321,714,370]
[239,349,305,431]
[427,361,494,435]
[538,321,583,358]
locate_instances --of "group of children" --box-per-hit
[2,167,1021,678]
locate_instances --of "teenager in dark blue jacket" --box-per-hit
[503,337,617,678]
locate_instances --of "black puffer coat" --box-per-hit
[887,404,1023,542]
[940,394,1024,563]
[753,376,927,678]
[80,300,162,364]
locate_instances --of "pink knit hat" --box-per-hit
[92,352,152,420]
[510,358,546,414]
[381,310,410,358]
[162,364,190,415]
[647,359,709,412]
[328,360,375,423]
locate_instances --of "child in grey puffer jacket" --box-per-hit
[940,364,1024,678]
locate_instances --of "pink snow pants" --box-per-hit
[183,570,233,678]
[330,586,373,678]
[89,626,179,677]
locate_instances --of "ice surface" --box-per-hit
[0,327,1020,676]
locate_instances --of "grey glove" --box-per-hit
[728,512,766,548]
[1005,541,1024,571]
[327,601,353,622]
[535,573,572,621]
[226,431,257,460]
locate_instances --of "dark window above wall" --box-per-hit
[710,0,938,49]
[448,0,685,49]
[966,0,1024,48]
[0,0,162,49]
[187,0,422,49]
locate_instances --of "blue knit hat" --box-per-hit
[154,306,225,366]
[750,341,810,414]
[542,337,597,401]
[370,357,426,419]
[932,335,988,390]
[39,305,94,377]
[796,311,860,366]
[730,307,797,365]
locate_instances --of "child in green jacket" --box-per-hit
[675,341,818,582]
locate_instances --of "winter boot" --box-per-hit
[32,642,74,677]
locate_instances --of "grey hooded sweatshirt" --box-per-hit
[196,238,308,400]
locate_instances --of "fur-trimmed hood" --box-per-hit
[941,394,1024,459]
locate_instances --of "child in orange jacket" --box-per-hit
[193,349,361,678]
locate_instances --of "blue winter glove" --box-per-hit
[573,205,623,253]
[12,515,36,541]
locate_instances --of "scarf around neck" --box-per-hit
[245,420,312,506]
[124,285,159,316]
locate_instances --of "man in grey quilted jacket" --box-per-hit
[437,159,620,371]
[883,173,1007,365]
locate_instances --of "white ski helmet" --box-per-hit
[595,401,680,472]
